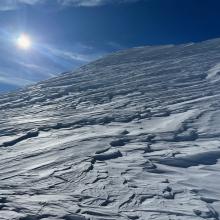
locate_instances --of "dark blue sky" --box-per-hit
[0,0,220,92]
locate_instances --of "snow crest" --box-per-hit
[1,39,220,219]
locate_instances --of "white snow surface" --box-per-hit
[1,39,220,219]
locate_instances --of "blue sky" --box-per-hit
[0,0,220,92]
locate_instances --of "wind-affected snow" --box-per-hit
[1,39,220,219]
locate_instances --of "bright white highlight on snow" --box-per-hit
[17,34,31,50]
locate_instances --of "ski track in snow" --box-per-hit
[0,39,220,219]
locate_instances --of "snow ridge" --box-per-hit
[1,39,220,219]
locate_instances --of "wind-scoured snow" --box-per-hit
[1,39,220,219]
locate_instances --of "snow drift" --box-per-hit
[1,39,220,219]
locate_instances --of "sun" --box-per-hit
[17,34,32,50]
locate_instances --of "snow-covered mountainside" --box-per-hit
[1,39,220,220]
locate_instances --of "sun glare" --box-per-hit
[17,34,31,50]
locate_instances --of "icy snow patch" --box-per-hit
[207,63,220,81]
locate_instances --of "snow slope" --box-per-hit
[1,39,220,219]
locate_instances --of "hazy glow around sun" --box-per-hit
[17,34,32,50]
